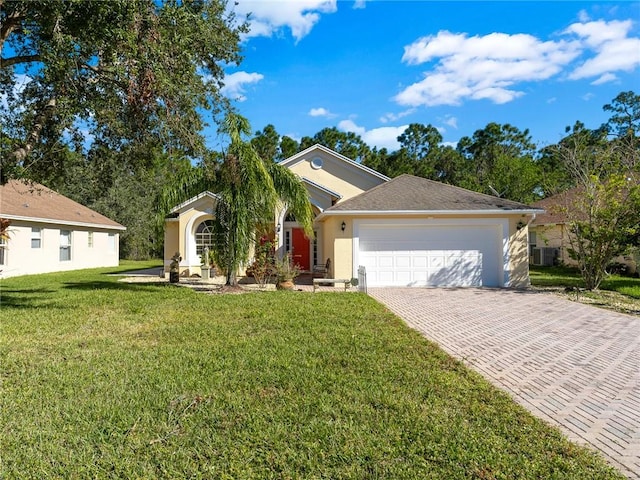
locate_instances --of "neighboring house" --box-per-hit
[529,190,576,267]
[530,190,638,274]
[164,144,542,288]
[0,180,125,278]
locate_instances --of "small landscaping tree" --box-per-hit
[248,236,276,288]
[211,113,313,287]
[552,121,639,290]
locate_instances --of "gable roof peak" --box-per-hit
[279,144,389,182]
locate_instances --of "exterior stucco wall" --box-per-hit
[178,209,214,275]
[321,217,353,280]
[163,193,218,275]
[163,220,180,267]
[287,154,385,203]
[508,217,532,288]
[1,220,120,278]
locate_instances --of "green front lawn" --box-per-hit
[0,263,623,479]
[530,265,640,299]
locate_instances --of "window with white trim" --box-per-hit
[529,231,537,257]
[0,236,6,265]
[60,230,71,261]
[108,233,116,252]
[195,220,215,255]
[31,227,42,248]
[88,231,94,248]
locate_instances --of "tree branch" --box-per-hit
[1,54,40,69]
[79,62,127,89]
[0,7,26,50]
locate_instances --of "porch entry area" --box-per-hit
[280,205,323,273]
[283,227,319,272]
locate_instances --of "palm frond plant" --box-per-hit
[159,112,313,286]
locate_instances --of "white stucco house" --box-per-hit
[0,180,125,278]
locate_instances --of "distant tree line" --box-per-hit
[249,91,638,206]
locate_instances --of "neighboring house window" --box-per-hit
[195,220,215,255]
[88,231,94,248]
[0,236,6,266]
[529,231,537,257]
[31,227,42,248]
[60,230,71,261]
[108,233,116,252]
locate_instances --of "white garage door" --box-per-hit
[358,224,502,287]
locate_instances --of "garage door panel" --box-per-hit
[412,255,428,268]
[378,255,394,268]
[359,224,500,287]
[395,271,412,284]
[378,270,395,284]
[396,255,411,268]
[412,271,428,284]
[429,255,445,268]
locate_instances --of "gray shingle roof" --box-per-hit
[531,188,579,225]
[0,180,125,229]
[326,174,538,212]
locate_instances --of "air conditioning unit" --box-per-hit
[531,247,559,266]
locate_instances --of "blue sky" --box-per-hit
[215,1,640,153]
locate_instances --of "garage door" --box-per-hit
[358,224,502,287]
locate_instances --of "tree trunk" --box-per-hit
[225,265,237,286]
[10,98,56,162]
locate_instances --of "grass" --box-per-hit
[529,265,640,315]
[0,262,624,479]
[530,265,640,297]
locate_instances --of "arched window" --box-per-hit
[195,220,215,255]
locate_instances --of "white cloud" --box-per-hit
[337,119,365,135]
[566,20,640,80]
[338,119,407,151]
[309,107,336,118]
[565,19,631,48]
[396,30,581,107]
[379,108,415,123]
[353,0,366,9]
[395,16,639,108]
[221,71,264,101]
[591,72,618,85]
[577,9,591,23]
[283,132,301,143]
[442,115,458,129]
[235,0,337,42]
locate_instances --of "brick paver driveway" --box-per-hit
[369,287,639,479]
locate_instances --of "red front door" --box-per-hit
[291,228,310,271]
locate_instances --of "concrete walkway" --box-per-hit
[369,287,640,479]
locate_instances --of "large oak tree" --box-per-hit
[1,0,248,181]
